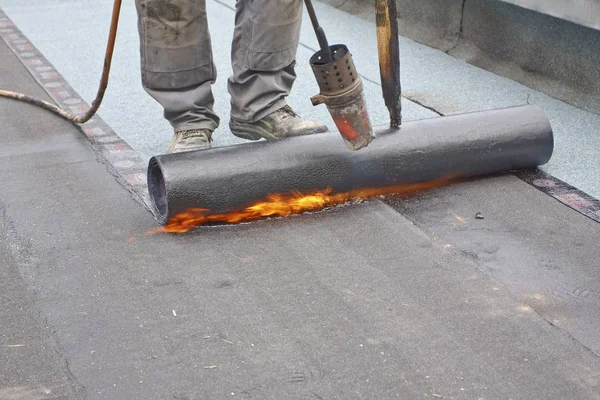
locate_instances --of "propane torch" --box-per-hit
[304,0,376,151]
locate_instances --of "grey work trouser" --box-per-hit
[135,0,303,133]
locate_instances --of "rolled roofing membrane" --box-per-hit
[148,105,553,226]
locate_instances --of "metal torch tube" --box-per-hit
[304,0,333,62]
[148,106,553,225]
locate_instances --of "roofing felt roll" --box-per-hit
[147,105,553,225]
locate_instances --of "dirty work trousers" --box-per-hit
[135,0,303,133]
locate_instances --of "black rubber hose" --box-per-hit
[0,0,122,124]
[148,105,553,225]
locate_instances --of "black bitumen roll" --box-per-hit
[148,105,553,225]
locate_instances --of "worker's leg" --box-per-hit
[228,0,327,140]
[135,0,219,135]
[228,0,302,122]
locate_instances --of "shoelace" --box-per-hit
[181,130,210,140]
[278,106,298,120]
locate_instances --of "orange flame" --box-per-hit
[153,176,455,234]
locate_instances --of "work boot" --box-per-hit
[167,129,212,153]
[230,105,328,141]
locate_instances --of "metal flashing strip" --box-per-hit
[0,9,152,212]
[0,8,598,225]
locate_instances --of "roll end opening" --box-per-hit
[147,157,168,225]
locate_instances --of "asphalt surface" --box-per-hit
[0,40,86,399]
[390,175,600,358]
[0,222,83,399]
[1,0,599,199]
[2,30,600,400]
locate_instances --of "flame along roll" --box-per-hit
[147,105,553,225]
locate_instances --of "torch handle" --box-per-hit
[304,0,333,63]
[375,0,402,127]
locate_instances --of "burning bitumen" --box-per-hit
[151,177,454,234]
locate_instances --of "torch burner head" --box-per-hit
[310,44,375,151]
